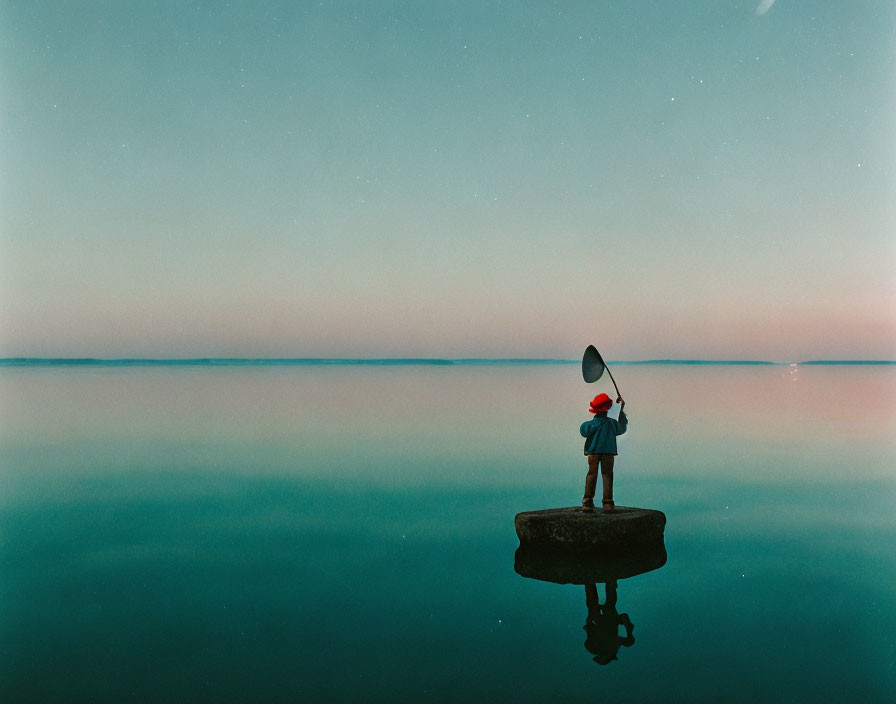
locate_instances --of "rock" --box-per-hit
[514,506,666,554]
[514,543,666,585]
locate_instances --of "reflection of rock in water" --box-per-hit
[514,542,666,584]
[514,541,666,666]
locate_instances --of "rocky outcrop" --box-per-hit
[514,506,666,554]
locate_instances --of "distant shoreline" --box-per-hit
[1,358,893,367]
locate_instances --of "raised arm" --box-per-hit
[616,407,628,436]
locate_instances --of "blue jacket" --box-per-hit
[580,410,628,455]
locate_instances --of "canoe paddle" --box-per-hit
[582,345,622,402]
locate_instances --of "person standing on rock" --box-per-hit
[580,393,627,512]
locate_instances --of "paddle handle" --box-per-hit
[604,365,622,404]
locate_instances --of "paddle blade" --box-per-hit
[582,345,606,383]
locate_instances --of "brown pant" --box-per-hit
[584,453,614,503]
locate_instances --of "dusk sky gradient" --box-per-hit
[2,1,894,360]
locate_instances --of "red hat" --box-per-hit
[589,393,612,414]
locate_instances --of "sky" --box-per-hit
[1,0,894,361]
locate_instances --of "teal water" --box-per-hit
[1,365,894,702]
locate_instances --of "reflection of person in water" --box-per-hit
[583,580,634,665]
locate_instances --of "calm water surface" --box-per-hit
[1,365,894,702]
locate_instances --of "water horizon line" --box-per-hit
[1,357,893,367]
